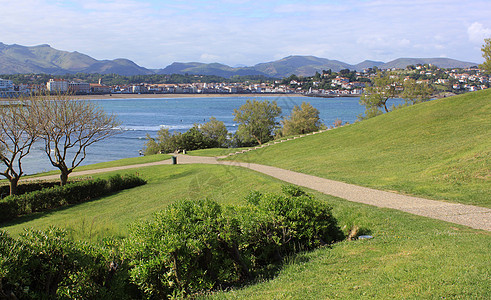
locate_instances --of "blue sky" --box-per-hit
[1,0,490,68]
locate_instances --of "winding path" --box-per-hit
[26,154,491,231]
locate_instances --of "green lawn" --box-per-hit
[2,163,488,299]
[19,154,171,180]
[187,147,250,157]
[1,90,489,298]
[209,196,490,299]
[2,164,286,242]
[225,90,491,207]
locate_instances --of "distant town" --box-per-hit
[0,64,489,98]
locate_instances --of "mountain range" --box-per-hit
[0,42,478,78]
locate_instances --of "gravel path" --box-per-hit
[26,154,491,231]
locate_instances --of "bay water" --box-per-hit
[21,95,386,175]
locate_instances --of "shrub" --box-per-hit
[247,185,344,253]
[0,174,146,223]
[0,228,133,299]
[124,186,343,298]
[0,181,70,199]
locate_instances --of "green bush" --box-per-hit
[0,174,146,223]
[124,186,343,298]
[0,181,70,199]
[248,185,344,252]
[0,228,134,299]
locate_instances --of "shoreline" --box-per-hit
[70,93,306,100]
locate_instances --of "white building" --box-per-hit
[0,78,14,91]
[47,79,68,92]
[68,82,91,94]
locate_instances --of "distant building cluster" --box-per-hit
[0,65,489,98]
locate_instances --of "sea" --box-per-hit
[20,95,397,175]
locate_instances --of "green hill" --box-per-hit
[1,90,489,298]
[228,89,491,207]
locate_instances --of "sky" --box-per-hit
[1,0,490,69]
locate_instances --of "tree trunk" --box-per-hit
[383,99,389,112]
[60,172,69,186]
[9,177,19,196]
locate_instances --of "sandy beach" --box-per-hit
[71,93,302,100]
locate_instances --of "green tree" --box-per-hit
[144,127,177,155]
[200,117,228,148]
[479,38,491,73]
[359,72,401,119]
[144,118,228,155]
[233,99,282,145]
[281,102,325,136]
[360,72,433,120]
[401,78,433,105]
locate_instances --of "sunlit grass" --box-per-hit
[226,90,491,207]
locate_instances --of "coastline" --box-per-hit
[70,93,305,100]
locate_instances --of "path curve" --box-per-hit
[26,154,491,231]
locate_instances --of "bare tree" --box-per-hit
[32,94,121,185]
[0,98,38,195]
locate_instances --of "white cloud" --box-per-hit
[467,22,491,43]
[1,0,490,67]
[200,54,220,62]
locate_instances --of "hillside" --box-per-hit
[228,89,491,207]
[0,42,478,77]
[0,42,153,75]
[253,55,352,77]
[381,57,478,69]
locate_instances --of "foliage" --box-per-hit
[401,78,433,105]
[144,118,229,155]
[359,72,401,119]
[30,93,121,185]
[0,73,274,86]
[200,117,228,148]
[359,71,433,119]
[0,228,132,299]
[247,185,343,252]
[0,98,39,195]
[233,99,282,145]
[0,174,146,223]
[281,102,325,136]
[480,38,491,73]
[124,186,342,298]
[0,180,71,198]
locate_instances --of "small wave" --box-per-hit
[117,124,195,131]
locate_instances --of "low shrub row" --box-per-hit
[0,181,73,199]
[0,186,344,299]
[124,185,344,298]
[0,174,146,223]
[0,228,133,299]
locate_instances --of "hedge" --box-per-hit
[0,228,135,299]
[124,185,344,298]
[0,185,344,299]
[0,174,146,223]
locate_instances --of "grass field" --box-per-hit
[2,163,489,299]
[2,164,286,242]
[1,91,489,298]
[17,153,171,180]
[225,89,491,207]
[187,147,250,157]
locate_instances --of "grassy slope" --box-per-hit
[2,164,286,241]
[187,147,250,157]
[211,194,490,299]
[1,91,490,298]
[18,154,171,180]
[226,89,491,207]
[1,163,489,299]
